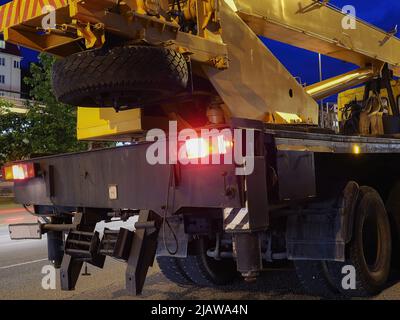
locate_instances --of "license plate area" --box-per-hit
[9,223,42,240]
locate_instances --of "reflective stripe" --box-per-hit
[223,208,250,230]
[0,0,68,31]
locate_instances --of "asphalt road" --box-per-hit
[1,208,400,300]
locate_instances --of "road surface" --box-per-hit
[1,207,400,300]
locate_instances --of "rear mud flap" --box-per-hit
[156,215,188,258]
[286,182,359,262]
[286,210,346,262]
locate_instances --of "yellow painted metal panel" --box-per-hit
[203,0,319,124]
[77,107,144,140]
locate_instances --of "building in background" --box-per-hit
[0,35,26,113]
[0,35,22,98]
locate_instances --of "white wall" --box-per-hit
[0,52,22,99]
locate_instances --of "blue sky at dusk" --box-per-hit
[0,0,399,100]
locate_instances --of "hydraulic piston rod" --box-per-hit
[306,67,376,101]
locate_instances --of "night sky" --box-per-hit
[0,0,399,101]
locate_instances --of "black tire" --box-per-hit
[52,46,189,108]
[156,256,193,287]
[294,260,340,298]
[326,186,392,297]
[179,238,238,287]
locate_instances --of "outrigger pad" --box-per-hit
[60,255,84,291]
[60,231,106,291]
[59,209,108,291]
[126,210,161,295]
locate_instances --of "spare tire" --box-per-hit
[52,46,189,109]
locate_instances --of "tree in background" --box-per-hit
[0,53,88,167]
[24,53,88,155]
[0,99,31,166]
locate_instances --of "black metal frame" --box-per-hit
[13,142,242,215]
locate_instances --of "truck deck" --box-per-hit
[273,130,400,154]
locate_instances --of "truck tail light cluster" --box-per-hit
[1,163,37,181]
[184,135,233,160]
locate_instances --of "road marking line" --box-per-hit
[0,241,45,249]
[0,258,47,270]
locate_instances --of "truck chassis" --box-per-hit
[7,118,400,297]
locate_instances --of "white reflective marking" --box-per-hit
[223,208,234,220]
[226,208,248,229]
[241,223,250,230]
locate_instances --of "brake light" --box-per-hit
[185,138,209,159]
[184,135,233,160]
[1,163,37,181]
[216,135,234,154]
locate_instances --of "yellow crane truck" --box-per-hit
[2,0,400,298]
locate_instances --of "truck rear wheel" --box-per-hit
[326,186,392,297]
[52,46,189,109]
[156,256,193,287]
[179,237,238,287]
[294,260,339,298]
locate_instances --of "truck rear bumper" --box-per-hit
[13,142,242,215]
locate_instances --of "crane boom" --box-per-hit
[233,0,400,74]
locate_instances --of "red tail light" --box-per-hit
[184,135,233,160]
[185,138,210,159]
[1,163,37,181]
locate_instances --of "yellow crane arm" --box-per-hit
[232,0,400,75]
